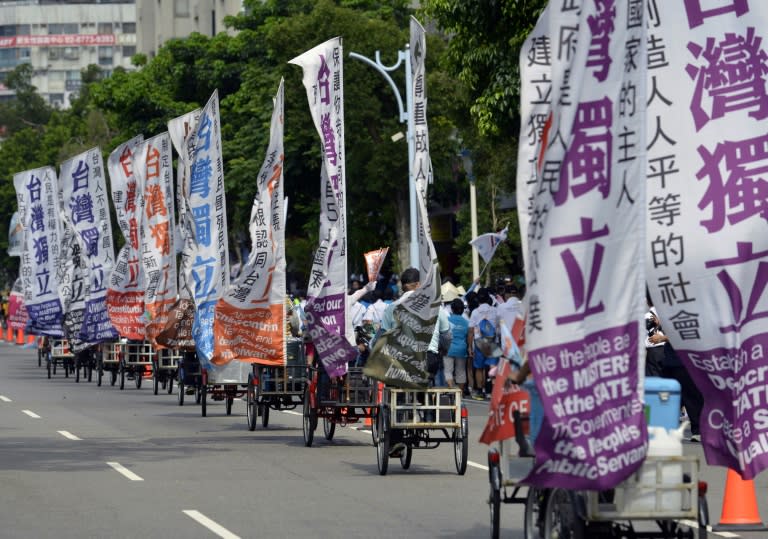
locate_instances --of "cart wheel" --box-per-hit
[119,364,125,390]
[64,359,69,378]
[400,444,412,470]
[323,417,336,441]
[53,358,57,375]
[75,358,80,383]
[166,375,173,395]
[201,385,207,417]
[110,369,117,386]
[47,357,51,379]
[87,361,93,383]
[177,380,185,406]
[97,362,103,387]
[698,493,709,539]
[524,487,548,539]
[375,407,390,476]
[38,349,42,367]
[153,369,159,395]
[302,389,316,447]
[454,415,469,475]
[489,483,501,539]
[135,368,142,389]
[370,407,379,446]
[246,375,257,431]
[544,488,585,539]
[195,384,202,404]
[261,404,270,428]
[226,396,234,416]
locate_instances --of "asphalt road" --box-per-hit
[2,341,768,539]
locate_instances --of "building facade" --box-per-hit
[0,0,136,107]
[136,0,241,59]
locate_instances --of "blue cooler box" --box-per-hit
[643,377,681,431]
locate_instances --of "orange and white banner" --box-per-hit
[213,80,286,370]
[364,247,388,284]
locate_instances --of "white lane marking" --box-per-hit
[57,430,81,441]
[183,510,241,539]
[468,460,488,471]
[0,395,11,402]
[106,462,144,481]
[22,410,40,418]
[282,410,302,416]
[677,520,739,538]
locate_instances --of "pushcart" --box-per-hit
[246,337,307,430]
[487,439,710,539]
[118,341,154,390]
[46,339,75,379]
[373,386,468,475]
[302,363,379,447]
[152,347,181,395]
[199,365,248,417]
[73,346,97,383]
[176,351,203,406]
[97,341,121,387]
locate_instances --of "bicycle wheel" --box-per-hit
[544,488,585,539]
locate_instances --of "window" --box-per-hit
[17,25,30,35]
[48,48,61,61]
[97,23,113,34]
[48,70,66,82]
[0,25,14,37]
[49,23,79,35]
[62,47,79,60]
[66,70,80,81]
[98,46,113,66]
[122,22,136,34]
[122,46,136,58]
[18,48,30,60]
[0,49,16,68]
[49,93,64,108]
[174,0,190,17]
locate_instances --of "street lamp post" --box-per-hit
[349,47,419,269]
[461,150,479,280]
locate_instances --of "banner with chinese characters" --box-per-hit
[106,135,146,340]
[290,37,355,378]
[213,80,286,372]
[59,148,119,343]
[364,18,441,389]
[135,133,177,344]
[13,166,64,336]
[8,211,22,257]
[188,92,229,366]
[157,110,202,350]
[519,2,648,490]
[647,2,768,479]
[55,210,90,352]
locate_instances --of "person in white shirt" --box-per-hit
[497,284,523,331]
[468,287,500,399]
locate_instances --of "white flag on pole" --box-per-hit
[469,225,509,263]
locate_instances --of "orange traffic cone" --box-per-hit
[27,334,35,345]
[713,468,768,531]
[15,329,24,345]
[5,325,12,342]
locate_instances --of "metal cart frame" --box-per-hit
[46,339,74,379]
[152,348,181,395]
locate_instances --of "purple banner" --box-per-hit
[304,292,356,378]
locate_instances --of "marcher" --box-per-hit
[443,298,469,391]
[426,304,450,387]
[468,287,500,400]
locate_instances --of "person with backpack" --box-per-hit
[468,287,500,400]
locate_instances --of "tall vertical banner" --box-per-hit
[519,2,648,489]
[59,148,119,343]
[55,210,90,351]
[188,91,229,364]
[156,109,202,349]
[364,18,441,388]
[13,166,64,336]
[647,2,768,479]
[135,133,177,344]
[213,79,286,371]
[106,135,146,340]
[8,211,22,257]
[290,37,356,378]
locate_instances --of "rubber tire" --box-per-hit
[38,349,42,367]
[53,359,57,375]
[64,359,69,378]
[544,488,585,539]
[370,407,379,446]
[454,416,469,475]
[524,487,547,539]
[195,384,202,404]
[303,389,317,447]
[87,361,93,383]
[153,369,159,395]
[261,404,270,428]
[490,480,501,539]
[166,375,173,394]
[47,358,51,379]
[75,358,80,383]
[400,444,412,470]
[119,364,125,390]
[226,396,234,416]
[201,385,207,417]
[97,362,103,386]
[110,369,117,386]
[246,376,257,431]
[178,380,185,406]
[698,494,709,539]
[135,368,142,389]
[376,407,390,476]
[323,416,336,441]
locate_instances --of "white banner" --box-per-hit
[469,225,509,264]
[647,2,768,479]
[106,135,145,340]
[13,166,64,336]
[213,79,286,371]
[8,211,22,257]
[521,1,648,490]
[188,91,229,364]
[55,209,90,350]
[135,133,177,344]
[59,147,118,342]
[290,37,354,377]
